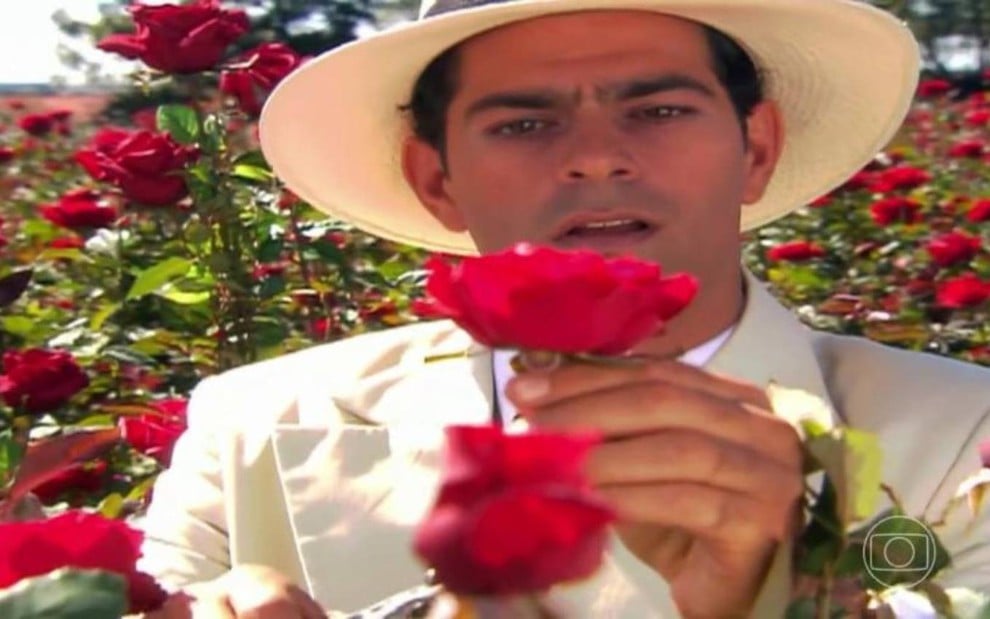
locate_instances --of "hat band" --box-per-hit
[423,0,515,18]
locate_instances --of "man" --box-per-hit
[139,1,990,617]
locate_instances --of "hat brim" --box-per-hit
[259,0,919,256]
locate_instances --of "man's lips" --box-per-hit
[551,212,660,241]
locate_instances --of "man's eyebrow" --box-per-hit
[464,89,572,120]
[463,73,717,120]
[605,73,718,101]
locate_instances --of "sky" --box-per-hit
[0,1,139,85]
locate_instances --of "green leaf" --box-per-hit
[0,316,35,338]
[0,568,127,619]
[806,427,882,526]
[784,598,817,619]
[796,478,843,575]
[158,287,211,305]
[89,302,120,331]
[233,150,271,170]
[0,429,25,486]
[258,274,286,300]
[126,257,192,301]
[157,103,200,144]
[231,163,273,183]
[97,493,124,518]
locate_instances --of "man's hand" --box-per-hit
[145,564,327,619]
[506,359,804,618]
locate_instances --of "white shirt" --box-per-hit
[492,325,736,427]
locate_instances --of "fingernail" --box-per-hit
[511,375,549,402]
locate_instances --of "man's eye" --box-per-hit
[490,119,551,136]
[632,106,692,120]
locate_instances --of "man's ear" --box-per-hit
[740,100,784,205]
[401,137,468,232]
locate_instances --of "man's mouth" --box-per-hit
[563,218,653,238]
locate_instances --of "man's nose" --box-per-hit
[559,122,639,183]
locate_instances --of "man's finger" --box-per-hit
[586,430,803,497]
[597,481,795,543]
[526,381,802,467]
[506,358,770,410]
[287,586,329,619]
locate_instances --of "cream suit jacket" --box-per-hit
[138,272,990,617]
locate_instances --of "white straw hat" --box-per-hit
[259,0,920,256]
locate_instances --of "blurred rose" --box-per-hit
[49,236,85,249]
[32,461,108,505]
[0,511,167,613]
[869,166,931,193]
[948,139,985,159]
[935,273,990,309]
[917,78,952,98]
[870,197,923,226]
[808,195,832,208]
[131,108,158,131]
[97,0,249,74]
[766,240,826,262]
[40,189,118,231]
[0,146,15,164]
[839,170,876,191]
[252,260,290,280]
[17,113,55,136]
[965,108,990,126]
[75,127,198,206]
[220,42,304,116]
[925,231,982,267]
[967,199,990,223]
[118,398,188,466]
[0,348,89,414]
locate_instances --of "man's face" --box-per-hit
[403,11,781,285]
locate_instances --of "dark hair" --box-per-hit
[399,23,765,165]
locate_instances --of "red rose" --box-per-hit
[968,199,990,223]
[118,398,188,466]
[935,273,990,309]
[965,109,990,126]
[869,197,923,226]
[948,139,985,159]
[413,425,614,595]
[869,166,931,193]
[220,42,304,116]
[925,231,982,267]
[0,348,89,414]
[97,0,249,74]
[0,146,15,164]
[75,127,198,205]
[39,189,118,230]
[32,460,108,505]
[838,170,876,192]
[49,235,86,249]
[767,240,826,262]
[421,243,698,355]
[17,113,55,136]
[0,511,167,613]
[917,79,952,98]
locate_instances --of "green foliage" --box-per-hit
[0,569,127,619]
